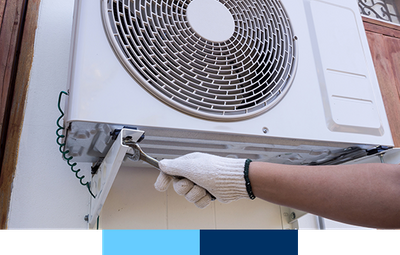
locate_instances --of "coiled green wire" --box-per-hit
[56,91,96,198]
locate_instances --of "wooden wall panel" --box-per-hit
[385,36,400,146]
[364,18,400,147]
[0,0,26,143]
[363,17,400,39]
[0,1,7,28]
[0,0,40,229]
[0,0,26,229]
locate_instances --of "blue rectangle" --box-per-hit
[200,230,298,255]
[103,230,200,255]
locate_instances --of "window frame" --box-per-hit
[359,0,400,25]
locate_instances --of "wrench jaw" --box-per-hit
[124,140,160,169]
[126,147,140,162]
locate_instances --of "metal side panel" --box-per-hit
[88,128,145,228]
[65,122,384,167]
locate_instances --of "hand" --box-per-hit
[154,152,250,208]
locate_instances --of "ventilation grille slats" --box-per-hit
[102,0,297,120]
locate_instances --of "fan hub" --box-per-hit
[186,0,235,42]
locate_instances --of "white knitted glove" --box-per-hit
[154,152,252,208]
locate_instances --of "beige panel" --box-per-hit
[214,199,283,229]
[100,166,284,229]
[100,167,167,229]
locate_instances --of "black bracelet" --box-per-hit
[244,159,256,200]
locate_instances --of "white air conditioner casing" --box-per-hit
[64,0,394,166]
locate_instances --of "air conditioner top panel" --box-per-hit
[65,0,394,147]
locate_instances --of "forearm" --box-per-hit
[249,162,400,229]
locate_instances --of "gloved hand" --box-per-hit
[154,152,252,208]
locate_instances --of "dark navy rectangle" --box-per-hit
[200,230,298,255]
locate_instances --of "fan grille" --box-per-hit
[102,0,297,120]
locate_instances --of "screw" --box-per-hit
[262,127,269,134]
[290,212,296,220]
[123,136,133,143]
[84,215,89,222]
[379,153,385,163]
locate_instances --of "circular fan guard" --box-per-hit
[102,0,297,121]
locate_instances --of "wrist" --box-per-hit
[212,158,250,202]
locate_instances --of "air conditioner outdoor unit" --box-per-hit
[64,0,393,167]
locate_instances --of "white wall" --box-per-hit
[7,0,91,229]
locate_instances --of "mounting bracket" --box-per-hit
[88,128,145,228]
[286,208,308,224]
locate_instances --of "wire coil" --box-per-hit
[56,91,96,198]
